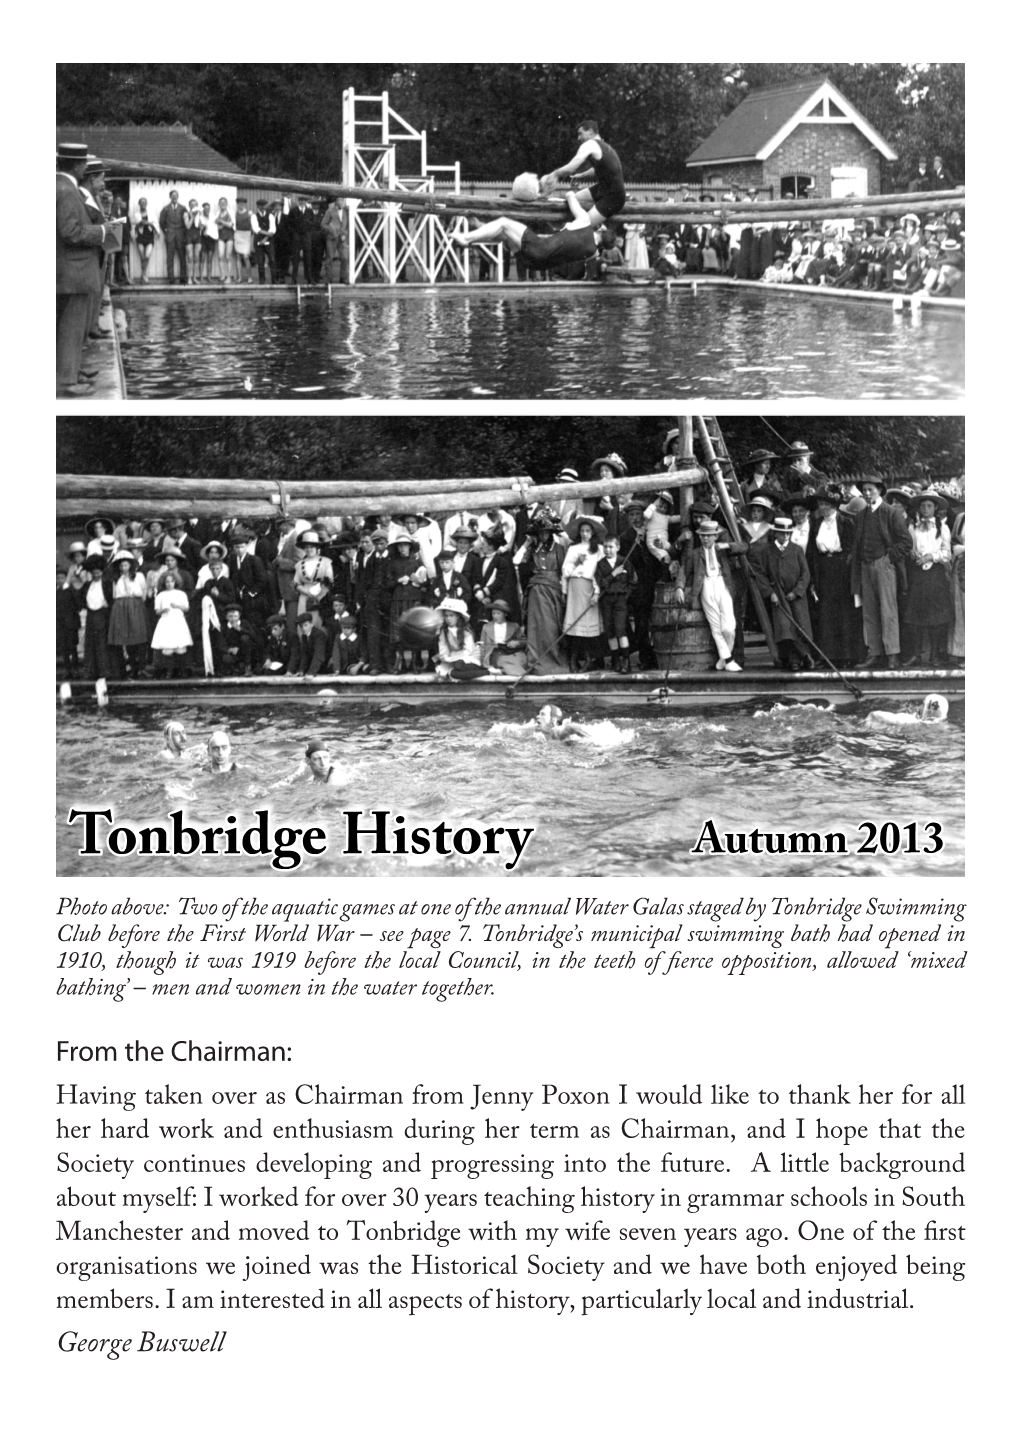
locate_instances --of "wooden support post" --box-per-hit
[695,416,780,666]
[672,416,698,518]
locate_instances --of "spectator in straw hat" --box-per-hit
[679,518,746,672]
[56,141,110,396]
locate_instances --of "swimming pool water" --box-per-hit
[117,288,964,401]
[56,697,965,878]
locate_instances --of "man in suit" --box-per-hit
[229,530,272,630]
[356,530,395,673]
[284,195,316,284]
[850,476,912,670]
[56,142,109,396]
[159,190,189,284]
[165,517,203,575]
[81,158,109,340]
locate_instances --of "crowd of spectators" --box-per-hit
[57,435,965,685]
[589,178,966,298]
[107,191,350,286]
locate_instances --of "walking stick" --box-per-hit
[770,590,863,702]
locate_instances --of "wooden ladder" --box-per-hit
[697,415,745,506]
[694,415,780,665]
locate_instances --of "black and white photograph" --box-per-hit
[56,63,964,400]
[56,414,965,877]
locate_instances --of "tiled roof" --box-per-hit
[688,79,833,165]
[56,124,242,174]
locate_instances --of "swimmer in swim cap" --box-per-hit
[159,720,188,760]
[865,693,949,729]
[304,738,344,785]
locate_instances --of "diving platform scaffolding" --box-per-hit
[341,89,502,285]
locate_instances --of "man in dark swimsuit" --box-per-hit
[540,120,626,227]
[454,189,596,277]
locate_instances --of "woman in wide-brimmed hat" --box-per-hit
[901,492,953,666]
[588,454,628,534]
[740,491,780,546]
[294,528,333,626]
[85,516,117,559]
[386,532,428,672]
[517,511,568,674]
[107,549,151,678]
[561,517,606,671]
[806,486,862,669]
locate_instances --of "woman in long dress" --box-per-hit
[561,516,606,671]
[107,550,150,678]
[293,530,334,625]
[518,513,567,674]
[623,221,649,271]
[902,493,954,666]
[805,486,861,669]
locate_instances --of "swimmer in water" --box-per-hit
[203,730,240,772]
[865,693,949,729]
[303,738,344,785]
[275,737,347,787]
[533,704,593,742]
[159,720,188,760]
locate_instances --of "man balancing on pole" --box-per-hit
[454,189,597,277]
[540,120,626,228]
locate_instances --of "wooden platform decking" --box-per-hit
[70,287,127,400]
[110,276,964,313]
[58,665,964,711]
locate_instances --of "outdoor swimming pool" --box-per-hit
[117,287,964,400]
[57,697,964,878]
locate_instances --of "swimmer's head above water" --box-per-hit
[536,706,564,732]
[304,738,332,779]
[207,731,233,771]
[921,694,949,723]
[163,720,187,756]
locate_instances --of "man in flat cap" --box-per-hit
[56,142,110,396]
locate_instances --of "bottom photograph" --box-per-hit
[55,413,965,878]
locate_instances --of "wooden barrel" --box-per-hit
[650,582,715,671]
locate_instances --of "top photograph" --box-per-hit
[56,63,964,403]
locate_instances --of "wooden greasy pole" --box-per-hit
[694,415,780,667]
[56,469,705,522]
[56,473,536,502]
[101,160,962,225]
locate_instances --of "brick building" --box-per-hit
[686,78,896,200]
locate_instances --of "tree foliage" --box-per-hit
[57,63,964,185]
[57,417,964,496]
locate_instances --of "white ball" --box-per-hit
[511,172,540,203]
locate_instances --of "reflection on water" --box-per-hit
[118,289,964,400]
[57,699,965,877]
